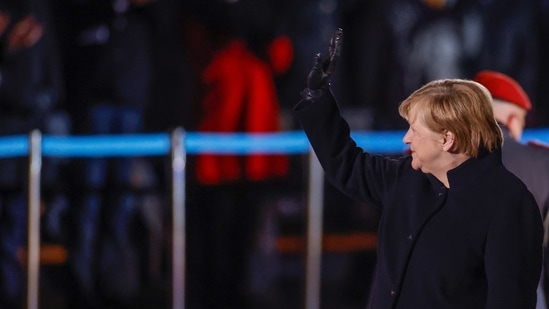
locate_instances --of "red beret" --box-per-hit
[474,70,532,111]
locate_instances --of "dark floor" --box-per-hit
[38,249,375,309]
[34,173,379,309]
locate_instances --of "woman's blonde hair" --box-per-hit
[398,79,503,157]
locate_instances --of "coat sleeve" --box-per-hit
[294,91,403,207]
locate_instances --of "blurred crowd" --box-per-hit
[1,0,549,308]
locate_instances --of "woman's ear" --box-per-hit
[441,130,455,152]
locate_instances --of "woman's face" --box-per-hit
[402,109,445,174]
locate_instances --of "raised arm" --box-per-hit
[294,29,407,206]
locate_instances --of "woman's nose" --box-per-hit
[403,130,411,144]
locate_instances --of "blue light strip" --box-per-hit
[0,129,547,158]
[185,132,311,154]
[0,135,28,158]
[352,131,408,154]
[43,134,171,157]
[521,128,549,147]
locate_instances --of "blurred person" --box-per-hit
[475,70,549,309]
[0,0,69,308]
[337,0,397,130]
[182,1,291,307]
[294,29,543,308]
[476,0,538,118]
[53,0,161,307]
[386,0,483,130]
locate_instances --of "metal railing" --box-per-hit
[9,127,549,309]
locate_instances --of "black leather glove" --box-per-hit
[301,28,343,101]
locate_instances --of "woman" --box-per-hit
[295,29,543,308]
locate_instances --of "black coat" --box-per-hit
[294,92,543,309]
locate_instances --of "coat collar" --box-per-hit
[445,148,503,192]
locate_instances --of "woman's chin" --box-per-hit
[410,161,422,171]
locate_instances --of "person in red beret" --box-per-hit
[475,70,549,309]
[474,70,532,141]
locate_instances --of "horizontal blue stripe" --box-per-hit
[0,135,28,158]
[0,128,546,158]
[43,134,171,157]
[521,128,549,147]
[185,132,311,155]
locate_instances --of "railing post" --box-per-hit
[304,148,324,309]
[27,130,42,309]
[171,127,186,309]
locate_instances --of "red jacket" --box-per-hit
[196,39,288,184]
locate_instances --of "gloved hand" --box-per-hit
[301,28,343,100]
